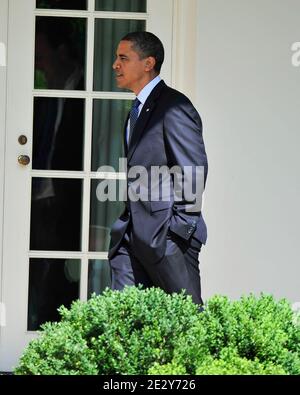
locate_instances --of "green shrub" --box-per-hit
[195,348,287,375]
[148,362,187,375]
[15,286,199,375]
[15,321,98,375]
[173,294,300,374]
[150,348,287,375]
[14,289,300,375]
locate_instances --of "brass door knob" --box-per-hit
[18,155,30,166]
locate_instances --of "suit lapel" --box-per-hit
[127,80,166,163]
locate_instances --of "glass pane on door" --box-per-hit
[32,97,85,171]
[88,260,111,298]
[92,99,131,171]
[30,178,83,251]
[89,180,124,251]
[95,0,146,12]
[28,258,80,330]
[36,0,87,10]
[35,16,87,90]
[93,19,146,91]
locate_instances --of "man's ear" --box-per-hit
[145,56,156,71]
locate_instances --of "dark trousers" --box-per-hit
[109,223,203,305]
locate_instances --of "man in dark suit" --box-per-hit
[108,32,208,305]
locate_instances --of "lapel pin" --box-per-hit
[146,108,150,112]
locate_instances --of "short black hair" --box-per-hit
[121,31,165,74]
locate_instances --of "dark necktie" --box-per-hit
[128,98,140,146]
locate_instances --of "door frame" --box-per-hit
[0,0,37,371]
[0,0,8,334]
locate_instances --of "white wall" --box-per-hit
[0,0,8,302]
[197,0,300,302]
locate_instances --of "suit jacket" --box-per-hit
[109,80,208,264]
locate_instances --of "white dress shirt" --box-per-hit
[126,75,161,145]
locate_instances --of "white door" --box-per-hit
[0,0,173,372]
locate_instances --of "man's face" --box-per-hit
[113,40,149,94]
